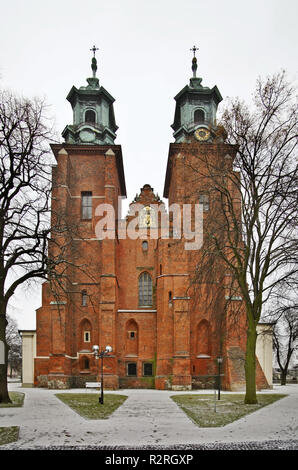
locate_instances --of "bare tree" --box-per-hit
[273,309,298,385]
[0,89,89,403]
[6,314,22,378]
[187,71,298,403]
[264,283,298,385]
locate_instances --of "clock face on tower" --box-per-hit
[194,127,210,142]
[79,129,96,143]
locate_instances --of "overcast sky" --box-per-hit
[1,0,297,329]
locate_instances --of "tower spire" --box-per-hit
[90,45,99,78]
[170,46,222,143]
[62,46,118,145]
[190,45,198,78]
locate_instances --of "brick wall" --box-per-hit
[34,141,270,391]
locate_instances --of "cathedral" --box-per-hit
[31,49,271,391]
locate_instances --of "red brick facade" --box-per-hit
[34,139,269,391]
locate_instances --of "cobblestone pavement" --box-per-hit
[6,440,298,450]
[1,382,297,450]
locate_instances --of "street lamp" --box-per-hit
[217,356,223,400]
[92,345,113,405]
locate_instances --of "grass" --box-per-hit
[55,393,128,419]
[171,393,287,427]
[0,392,25,408]
[0,427,20,446]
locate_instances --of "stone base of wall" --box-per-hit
[154,375,194,390]
[192,375,218,390]
[172,374,192,390]
[71,375,98,388]
[36,375,49,388]
[172,384,192,391]
[47,374,73,389]
[119,376,155,389]
[37,374,117,389]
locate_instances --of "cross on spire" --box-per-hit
[190,45,199,57]
[90,45,99,58]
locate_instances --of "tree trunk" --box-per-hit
[280,371,287,386]
[0,364,11,403]
[244,323,258,404]
[0,313,11,404]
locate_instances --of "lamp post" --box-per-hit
[92,345,113,405]
[217,356,223,400]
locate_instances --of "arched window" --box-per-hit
[194,109,205,124]
[85,109,96,123]
[138,272,152,306]
[142,241,148,251]
[79,318,92,351]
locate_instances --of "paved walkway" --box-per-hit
[1,382,298,449]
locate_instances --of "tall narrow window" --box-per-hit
[194,109,205,124]
[199,194,209,212]
[85,109,96,123]
[81,192,92,219]
[79,319,92,352]
[138,272,152,306]
[81,290,88,306]
[84,331,90,342]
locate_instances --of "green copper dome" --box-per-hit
[171,48,223,143]
[62,47,118,145]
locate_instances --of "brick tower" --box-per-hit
[160,49,268,391]
[34,49,126,389]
